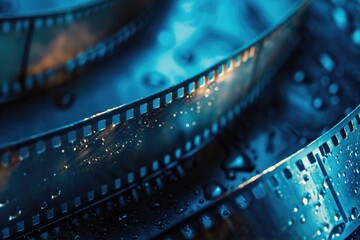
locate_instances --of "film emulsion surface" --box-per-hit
[0,1,307,238]
[1,0,360,239]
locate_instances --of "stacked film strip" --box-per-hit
[159,105,360,240]
[0,0,154,103]
[0,1,309,239]
[22,0,360,236]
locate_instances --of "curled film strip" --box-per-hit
[0,0,302,145]
[0,1,309,239]
[19,0,360,238]
[159,105,360,240]
[0,0,154,103]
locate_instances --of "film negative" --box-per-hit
[17,0,360,238]
[160,104,360,239]
[0,0,303,145]
[0,0,154,103]
[0,1,309,239]
[153,1,360,238]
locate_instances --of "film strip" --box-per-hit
[0,0,154,103]
[0,1,309,239]
[0,0,304,146]
[159,104,360,240]
[16,0,360,238]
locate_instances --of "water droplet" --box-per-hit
[294,70,305,83]
[275,189,284,199]
[9,208,22,221]
[319,53,335,72]
[0,200,9,208]
[300,215,306,223]
[314,202,321,215]
[350,207,359,220]
[222,210,229,217]
[181,225,194,239]
[219,205,230,218]
[226,155,245,169]
[203,182,225,200]
[41,201,48,210]
[147,199,162,210]
[329,222,345,238]
[323,223,330,232]
[334,212,340,221]
[225,170,236,180]
[288,219,293,226]
[156,221,165,230]
[318,188,326,200]
[322,177,329,189]
[303,174,310,182]
[313,97,324,109]
[333,8,348,29]
[131,234,139,239]
[223,152,252,172]
[352,29,360,45]
[328,83,339,95]
[302,192,311,205]
[176,207,185,214]
[118,212,128,222]
[51,188,61,199]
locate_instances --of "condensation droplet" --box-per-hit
[329,222,345,238]
[275,189,284,199]
[323,223,330,232]
[118,212,128,222]
[51,188,61,199]
[9,208,22,221]
[0,200,9,208]
[313,97,324,109]
[294,70,305,83]
[41,201,48,210]
[303,174,310,182]
[322,177,329,189]
[176,207,185,214]
[203,182,225,200]
[288,219,293,226]
[302,192,311,205]
[318,188,326,200]
[147,199,162,210]
[300,215,306,224]
[350,207,359,220]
